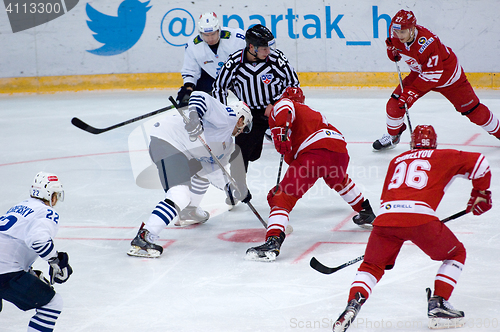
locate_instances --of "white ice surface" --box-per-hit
[1,88,499,331]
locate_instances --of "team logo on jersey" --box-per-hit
[418,37,434,54]
[385,204,392,210]
[261,74,273,85]
[418,37,427,45]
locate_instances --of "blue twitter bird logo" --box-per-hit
[86,0,151,56]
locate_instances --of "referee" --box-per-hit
[212,24,300,172]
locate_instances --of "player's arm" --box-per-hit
[269,100,294,154]
[460,153,492,216]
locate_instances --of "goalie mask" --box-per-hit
[30,171,64,206]
[281,87,305,104]
[230,100,253,134]
[411,125,437,149]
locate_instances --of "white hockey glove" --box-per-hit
[184,111,204,141]
[48,252,73,285]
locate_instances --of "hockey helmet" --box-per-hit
[30,171,64,206]
[230,100,253,133]
[411,125,437,149]
[391,9,417,31]
[198,12,220,34]
[245,24,276,49]
[281,87,305,104]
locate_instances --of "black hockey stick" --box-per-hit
[310,209,467,275]
[273,110,292,196]
[71,104,175,134]
[395,61,413,143]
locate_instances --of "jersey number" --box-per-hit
[427,55,439,67]
[388,160,431,190]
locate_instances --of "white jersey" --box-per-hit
[0,197,59,274]
[149,91,238,188]
[181,27,246,86]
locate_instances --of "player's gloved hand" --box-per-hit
[48,252,73,285]
[398,87,420,109]
[385,38,401,62]
[176,84,194,107]
[271,127,292,155]
[184,111,203,141]
[466,189,492,215]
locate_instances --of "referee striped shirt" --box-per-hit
[212,48,300,111]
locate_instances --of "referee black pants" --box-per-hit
[233,110,269,172]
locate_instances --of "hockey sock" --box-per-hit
[148,199,178,232]
[28,293,62,332]
[463,103,500,138]
[349,271,377,302]
[266,207,289,238]
[189,175,210,207]
[434,260,464,300]
[335,176,364,212]
[386,95,406,136]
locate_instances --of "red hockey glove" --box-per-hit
[271,127,292,155]
[385,38,401,62]
[398,87,420,109]
[466,189,492,216]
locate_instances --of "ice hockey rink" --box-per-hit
[1,87,499,331]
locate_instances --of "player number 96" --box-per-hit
[5,2,62,14]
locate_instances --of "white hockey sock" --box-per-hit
[189,175,210,207]
[28,293,62,332]
[267,207,289,234]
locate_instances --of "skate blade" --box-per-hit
[428,317,465,329]
[356,223,373,230]
[127,246,161,258]
[245,250,277,262]
[372,144,397,152]
[174,219,208,227]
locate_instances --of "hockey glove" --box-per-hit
[398,87,420,109]
[466,189,492,216]
[271,127,292,155]
[385,38,401,62]
[48,252,73,285]
[184,111,204,141]
[176,84,194,107]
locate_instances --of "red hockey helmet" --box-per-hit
[281,87,305,104]
[391,9,417,31]
[411,125,437,149]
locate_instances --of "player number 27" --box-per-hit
[388,160,431,190]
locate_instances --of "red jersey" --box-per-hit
[375,149,490,227]
[390,25,462,92]
[269,98,347,165]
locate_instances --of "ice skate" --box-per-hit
[428,294,465,329]
[175,205,210,227]
[127,228,163,258]
[333,292,366,332]
[246,232,285,262]
[372,133,401,151]
[352,199,375,229]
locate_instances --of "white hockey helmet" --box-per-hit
[198,12,220,34]
[30,171,64,206]
[230,100,253,133]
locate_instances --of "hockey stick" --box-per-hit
[71,104,175,134]
[168,97,293,234]
[273,110,292,196]
[395,61,414,140]
[310,209,467,275]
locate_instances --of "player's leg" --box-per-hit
[128,138,200,257]
[334,226,405,331]
[234,112,269,171]
[0,271,62,332]
[440,73,500,139]
[410,220,466,328]
[323,151,375,228]
[246,151,321,261]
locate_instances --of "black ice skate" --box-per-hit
[372,133,401,151]
[428,294,465,329]
[333,292,366,332]
[245,231,286,261]
[127,227,163,258]
[175,205,210,227]
[352,199,376,229]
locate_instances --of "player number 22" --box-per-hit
[388,160,431,190]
